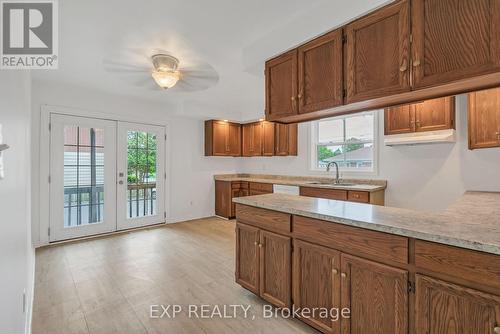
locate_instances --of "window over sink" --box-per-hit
[310,111,378,173]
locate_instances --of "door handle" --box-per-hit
[118,180,124,185]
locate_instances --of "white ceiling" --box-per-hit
[33,0,389,121]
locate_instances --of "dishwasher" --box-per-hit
[273,184,300,195]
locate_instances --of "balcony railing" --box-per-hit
[64,182,157,227]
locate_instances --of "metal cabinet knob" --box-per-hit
[291,96,295,101]
[332,268,338,275]
[258,243,263,248]
[341,273,347,278]
[399,59,408,72]
[413,59,421,67]
[493,327,500,334]
[254,241,258,246]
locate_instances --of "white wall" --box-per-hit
[31,81,239,246]
[239,94,500,212]
[0,71,34,334]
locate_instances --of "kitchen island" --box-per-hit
[232,192,500,334]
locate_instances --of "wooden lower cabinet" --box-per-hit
[215,181,248,219]
[415,275,500,334]
[259,230,291,307]
[235,222,292,307]
[235,223,259,294]
[341,254,408,334]
[293,239,341,334]
[235,205,500,334]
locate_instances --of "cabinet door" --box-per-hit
[469,88,500,150]
[415,275,500,334]
[235,223,260,294]
[215,181,232,218]
[293,239,341,334]
[242,123,263,157]
[345,1,410,103]
[265,50,298,121]
[415,97,455,132]
[412,0,500,89]
[261,121,275,156]
[384,104,415,135]
[275,123,298,156]
[228,123,241,156]
[341,254,408,334]
[259,230,291,308]
[298,29,343,114]
[212,121,228,155]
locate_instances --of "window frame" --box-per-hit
[309,110,379,175]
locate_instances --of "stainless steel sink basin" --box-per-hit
[306,182,357,187]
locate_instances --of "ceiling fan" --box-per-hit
[103,50,219,92]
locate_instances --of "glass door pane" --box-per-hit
[126,130,157,219]
[63,126,105,227]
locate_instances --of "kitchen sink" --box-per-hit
[306,182,357,187]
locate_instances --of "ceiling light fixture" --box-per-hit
[151,54,181,89]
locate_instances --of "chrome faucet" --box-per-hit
[326,161,341,184]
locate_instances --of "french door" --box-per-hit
[116,122,165,230]
[49,114,165,242]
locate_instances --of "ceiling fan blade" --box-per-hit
[103,59,151,73]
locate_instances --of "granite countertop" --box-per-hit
[214,174,387,192]
[232,191,500,255]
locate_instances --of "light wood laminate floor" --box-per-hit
[33,217,317,334]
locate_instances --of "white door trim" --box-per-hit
[38,105,171,246]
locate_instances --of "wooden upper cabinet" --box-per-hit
[205,120,241,156]
[227,122,242,156]
[259,230,291,308]
[298,29,344,114]
[469,88,500,149]
[385,104,415,135]
[384,96,455,135]
[235,223,260,294]
[345,0,410,103]
[414,96,455,132]
[341,254,408,334]
[412,0,500,89]
[261,121,275,156]
[242,122,262,156]
[275,123,298,156]
[293,239,341,334]
[265,50,298,121]
[415,275,500,334]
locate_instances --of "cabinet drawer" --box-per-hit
[236,204,291,235]
[232,181,249,189]
[348,191,369,203]
[293,216,408,264]
[249,182,273,193]
[415,240,500,290]
[299,187,348,201]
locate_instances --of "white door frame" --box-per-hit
[116,121,166,230]
[38,105,171,246]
